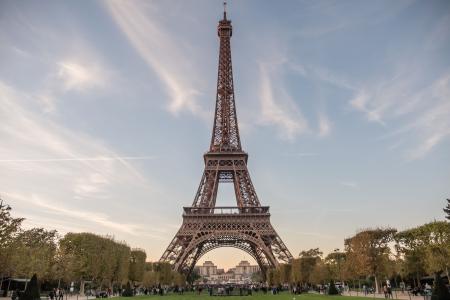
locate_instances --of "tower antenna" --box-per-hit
[223,1,227,20]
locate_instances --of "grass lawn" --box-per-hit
[113,293,367,300]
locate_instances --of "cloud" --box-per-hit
[258,63,309,141]
[0,156,157,163]
[104,0,208,119]
[284,152,319,157]
[340,181,359,189]
[318,112,332,137]
[350,72,450,160]
[57,61,107,92]
[0,81,170,243]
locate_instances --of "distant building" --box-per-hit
[198,261,217,276]
[235,260,260,277]
[196,260,260,284]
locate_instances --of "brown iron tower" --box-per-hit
[160,5,293,276]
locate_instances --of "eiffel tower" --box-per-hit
[160,4,293,276]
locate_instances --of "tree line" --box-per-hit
[1,197,448,294]
[266,223,449,294]
[0,199,185,295]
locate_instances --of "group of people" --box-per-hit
[49,288,64,300]
[382,285,393,298]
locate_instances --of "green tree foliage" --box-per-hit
[154,262,174,285]
[291,248,323,285]
[11,228,58,280]
[325,250,346,282]
[129,249,146,283]
[172,272,186,287]
[278,263,292,284]
[266,268,280,286]
[111,242,131,286]
[344,228,396,293]
[59,232,132,294]
[0,198,24,277]
[21,274,40,300]
[186,269,200,284]
[432,272,450,300]
[396,221,450,280]
[251,271,263,283]
[309,260,329,285]
[143,271,158,287]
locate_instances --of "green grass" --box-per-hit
[113,292,368,300]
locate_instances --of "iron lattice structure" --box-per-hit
[160,9,293,276]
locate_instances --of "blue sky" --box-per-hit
[0,0,449,269]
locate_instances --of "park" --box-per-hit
[0,1,449,300]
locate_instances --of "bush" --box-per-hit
[122,282,133,297]
[328,279,340,295]
[21,274,40,300]
[432,272,450,300]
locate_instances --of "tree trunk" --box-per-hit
[0,276,3,297]
[6,278,11,295]
[79,280,85,296]
[374,275,379,294]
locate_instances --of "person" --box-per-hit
[11,290,18,300]
[59,288,64,300]
[49,290,55,300]
[383,285,388,299]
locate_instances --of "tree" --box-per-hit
[266,268,280,286]
[251,271,263,283]
[21,274,40,300]
[278,263,292,284]
[309,261,329,285]
[142,271,158,287]
[291,248,323,285]
[122,281,133,297]
[444,199,450,220]
[59,232,132,294]
[344,228,397,293]
[396,221,450,280]
[129,249,146,284]
[325,250,346,282]
[10,228,58,280]
[0,198,24,277]
[186,268,200,284]
[432,271,450,300]
[111,241,131,288]
[154,262,173,285]
[328,279,339,295]
[172,272,186,287]
[396,228,427,286]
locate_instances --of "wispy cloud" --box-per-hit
[0,81,169,242]
[283,152,319,157]
[258,63,309,141]
[340,181,359,189]
[350,72,450,160]
[105,0,208,119]
[57,61,107,92]
[0,156,157,163]
[318,112,332,137]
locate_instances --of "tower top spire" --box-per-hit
[223,1,227,20]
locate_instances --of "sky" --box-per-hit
[0,0,449,270]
